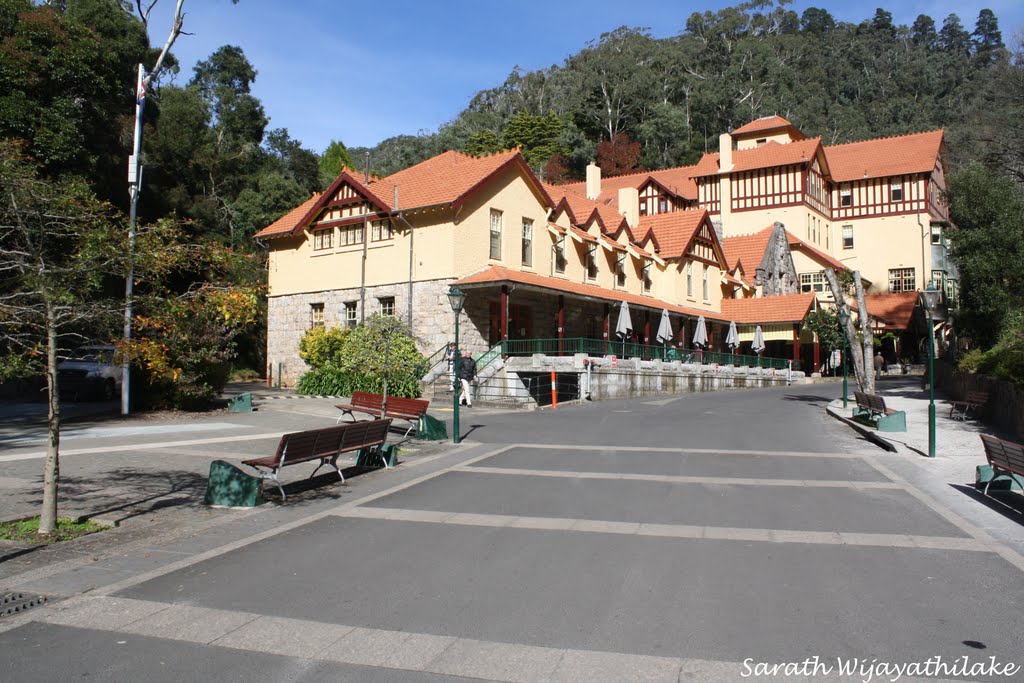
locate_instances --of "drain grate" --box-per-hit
[1,592,48,617]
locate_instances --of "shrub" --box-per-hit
[298,325,349,368]
[958,349,985,372]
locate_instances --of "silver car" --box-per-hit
[57,345,121,401]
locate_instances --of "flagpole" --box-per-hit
[122,63,145,416]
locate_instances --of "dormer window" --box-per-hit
[586,243,598,280]
[840,185,852,208]
[642,262,652,293]
[553,235,566,274]
[616,253,626,287]
[756,138,767,147]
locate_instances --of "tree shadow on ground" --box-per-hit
[949,483,1024,526]
[781,394,835,405]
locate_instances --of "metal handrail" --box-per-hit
[498,337,798,370]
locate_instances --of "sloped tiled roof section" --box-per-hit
[721,292,816,324]
[824,130,943,183]
[722,226,774,273]
[731,115,805,138]
[546,183,630,235]
[635,210,710,260]
[254,193,321,239]
[558,164,700,205]
[455,265,728,322]
[367,148,553,211]
[865,292,919,330]
[692,137,822,177]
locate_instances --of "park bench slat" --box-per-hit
[335,391,430,437]
[949,390,989,420]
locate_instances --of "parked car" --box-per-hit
[57,345,121,401]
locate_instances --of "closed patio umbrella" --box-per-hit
[615,301,632,356]
[725,321,739,365]
[752,325,765,367]
[692,315,708,362]
[655,309,673,344]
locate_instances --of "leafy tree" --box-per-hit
[319,139,355,182]
[944,163,1024,347]
[596,132,642,175]
[802,309,843,374]
[464,130,504,157]
[910,15,937,48]
[971,9,1004,66]
[502,111,568,170]
[800,7,835,34]
[869,8,894,36]
[938,14,971,56]
[0,141,128,534]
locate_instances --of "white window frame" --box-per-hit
[344,301,357,328]
[371,219,392,242]
[489,209,502,260]
[553,235,566,274]
[800,272,826,293]
[642,261,652,293]
[686,261,693,297]
[378,296,395,317]
[840,185,852,208]
[615,253,626,288]
[521,218,533,267]
[888,268,916,293]
[310,302,325,328]
[842,225,854,249]
[890,180,903,202]
[702,265,709,300]
[313,228,333,251]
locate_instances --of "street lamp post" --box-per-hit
[447,286,466,444]
[839,310,850,408]
[922,284,941,458]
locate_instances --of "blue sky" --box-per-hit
[149,1,1024,154]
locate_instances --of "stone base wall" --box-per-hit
[935,362,1024,439]
[267,278,490,387]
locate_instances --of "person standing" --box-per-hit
[458,350,477,407]
[444,342,457,391]
[874,351,884,380]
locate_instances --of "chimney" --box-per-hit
[719,133,734,172]
[586,162,601,200]
[618,187,640,228]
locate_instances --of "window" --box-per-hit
[686,261,693,297]
[310,303,324,328]
[702,265,709,299]
[344,301,357,328]
[888,268,916,293]
[800,272,826,293]
[489,209,502,260]
[616,253,626,287]
[378,296,395,317]
[639,201,648,216]
[756,138,767,146]
[642,261,652,293]
[658,197,668,213]
[890,180,903,202]
[340,224,363,246]
[521,219,533,267]
[840,185,852,208]
[930,224,942,245]
[842,225,854,249]
[553,235,566,274]
[371,219,392,241]
[931,270,945,290]
[313,228,333,251]
[586,243,598,280]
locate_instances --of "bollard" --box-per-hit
[550,370,557,410]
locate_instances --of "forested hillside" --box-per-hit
[350,2,1020,186]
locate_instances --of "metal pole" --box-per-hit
[928,310,936,458]
[842,328,849,409]
[453,311,460,445]
[122,63,145,416]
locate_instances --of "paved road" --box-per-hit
[1,383,1023,681]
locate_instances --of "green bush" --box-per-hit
[958,349,986,372]
[296,316,426,398]
[958,308,1024,386]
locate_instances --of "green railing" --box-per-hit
[499,337,798,371]
[474,343,504,372]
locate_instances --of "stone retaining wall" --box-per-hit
[935,362,1024,438]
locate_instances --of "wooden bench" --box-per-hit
[949,390,989,420]
[242,420,392,502]
[335,391,429,437]
[979,434,1024,495]
[853,391,906,432]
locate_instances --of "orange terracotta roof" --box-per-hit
[569,226,598,244]
[254,194,321,239]
[722,226,774,273]
[731,115,805,138]
[558,164,700,204]
[824,130,944,183]
[365,148,553,211]
[865,292,919,330]
[600,235,627,252]
[546,184,630,235]
[722,272,747,287]
[693,138,822,177]
[547,222,567,235]
[721,293,817,324]
[634,210,709,259]
[786,232,848,272]
[454,265,728,322]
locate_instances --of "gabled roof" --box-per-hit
[721,293,817,324]
[786,232,848,273]
[254,193,321,239]
[865,292,919,330]
[693,137,823,177]
[722,226,774,273]
[731,115,807,140]
[546,185,630,235]
[824,130,944,183]
[366,148,553,211]
[633,210,716,262]
[454,265,728,322]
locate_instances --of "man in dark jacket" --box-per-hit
[458,351,476,407]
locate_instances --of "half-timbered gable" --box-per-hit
[731,116,808,150]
